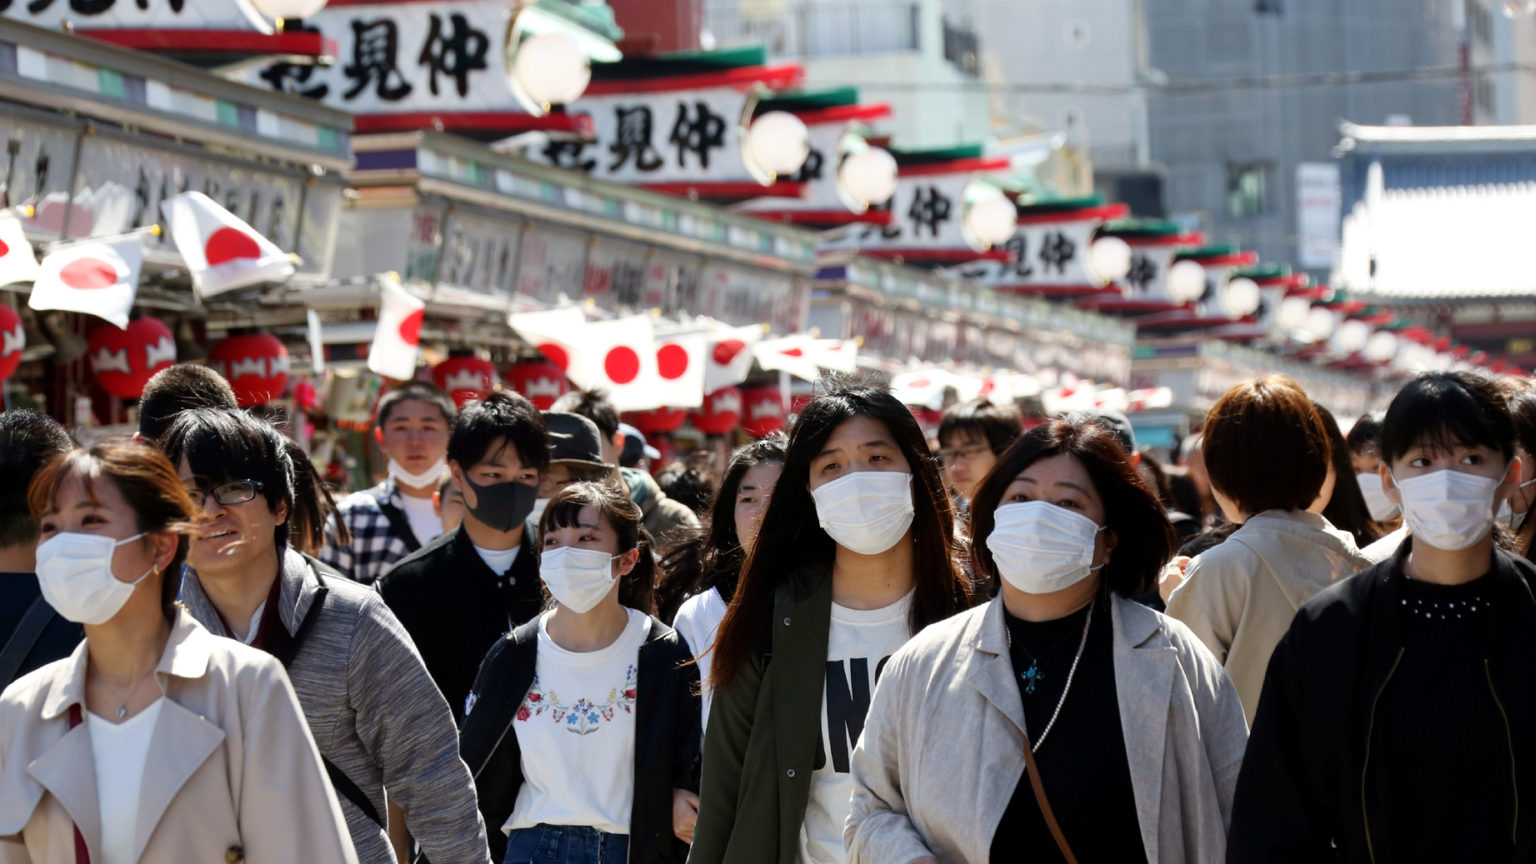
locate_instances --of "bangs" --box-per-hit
[178,417,269,484]
[538,479,638,548]
[1383,373,1514,463]
[28,450,101,520]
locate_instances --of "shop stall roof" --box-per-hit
[348,130,822,275]
[0,18,352,171]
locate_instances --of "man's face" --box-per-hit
[451,439,540,510]
[377,399,450,474]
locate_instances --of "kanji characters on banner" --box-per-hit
[89,317,176,400]
[941,217,1103,290]
[208,333,289,407]
[532,87,751,186]
[0,212,39,289]
[28,235,144,328]
[368,274,426,381]
[161,191,295,297]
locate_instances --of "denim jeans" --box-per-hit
[504,824,629,864]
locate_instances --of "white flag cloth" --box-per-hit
[704,324,763,392]
[508,306,588,374]
[162,192,294,297]
[565,315,663,412]
[28,236,143,328]
[368,274,425,381]
[651,331,706,409]
[0,211,39,288]
[754,336,860,381]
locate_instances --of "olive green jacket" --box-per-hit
[688,565,834,864]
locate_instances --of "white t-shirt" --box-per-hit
[474,543,520,576]
[798,591,914,864]
[89,699,164,864]
[507,608,652,836]
[398,493,444,547]
[672,587,728,738]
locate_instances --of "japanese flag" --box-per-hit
[704,324,762,392]
[508,306,587,376]
[812,338,859,374]
[652,331,706,409]
[367,274,425,381]
[754,336,859,381]
[0,211,39,289]
[566,315,663,412]
[161,192,294,297]
[28,236,143,328]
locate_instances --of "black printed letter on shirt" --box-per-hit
[825,658,872,774]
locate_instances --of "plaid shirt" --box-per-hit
[321,478,421,585]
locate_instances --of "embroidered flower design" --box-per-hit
[515,666,637,734]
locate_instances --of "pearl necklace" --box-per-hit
[1009,597,1095,753]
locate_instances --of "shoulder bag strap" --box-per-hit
[322,755,383,827]
[371,484,422,553]
[1019,732,1079,864]
[0,597,57,686]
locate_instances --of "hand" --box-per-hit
[1158,555,1192,604]
[673,789,700,844]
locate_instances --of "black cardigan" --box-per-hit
[1229,540,1536,862]
[456,614,702,864]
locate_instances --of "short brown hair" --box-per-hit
[29,439,197,621]
[1202,375,1329,517]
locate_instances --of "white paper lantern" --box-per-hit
[249,0,328,19]
[1087,237,1133,284]
[1365,330,1399,363]
[1277,296,1313,332]
[744,112,811,180]
[1302,307,1338,342]
[1165,260,1207,305]
[509,33,592,116]
[1219,277,1261,318]
[837,147,899,211]
[962,191,1019,251]
[1335,319,1373,354]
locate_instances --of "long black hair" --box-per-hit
[539,479,656,615]
[655,434,787,622]
[710,379,973,691]
[160,408,347,554]
[1314,403,1380,546]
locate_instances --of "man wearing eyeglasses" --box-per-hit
[936,398,1024,518]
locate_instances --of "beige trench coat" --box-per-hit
[0,611,358,864]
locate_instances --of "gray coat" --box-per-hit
[182,550,491,864]
[846,594,1249,864]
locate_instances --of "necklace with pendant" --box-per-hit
[1011,611,1087,695]
[92,667,156,720]
[1007,598,1096,752]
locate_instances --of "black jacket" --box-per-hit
[1229,540,1536,862]
[456,615,701,864]
[0,573,82,685]
[377,525,544,725]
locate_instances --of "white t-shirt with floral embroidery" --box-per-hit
[506,607,651,836]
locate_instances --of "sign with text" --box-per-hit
[821,172,971,253]
[1296,162,1341,270]
[940,218,1097,287]
[1,0,268,32]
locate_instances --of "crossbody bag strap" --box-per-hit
[1020,732,1079,864]
[0,597,57,686]
[371,485,422,553]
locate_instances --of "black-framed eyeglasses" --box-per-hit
[939,444,992,464]
[187,480,265,508]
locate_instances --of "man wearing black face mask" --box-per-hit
[378,391,550,725]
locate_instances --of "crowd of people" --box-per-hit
[0,360,1531,863]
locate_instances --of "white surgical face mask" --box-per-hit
[1356,471,1400,522]
[540,546,621,614]
[389,457,448,490]
[35,532,153,625]
[1391,468,1503,551]
[1496,477,1536,531]
[810,471,915,556]
[986,501,1106,595]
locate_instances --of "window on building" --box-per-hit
[1226,162,1270,219]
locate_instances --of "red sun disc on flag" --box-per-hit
[398,309,424,345]
[59,258,119,291]
[712,339,745,365]
[657,344,689,380]
[604,346,641,384]
[204,227,262,266]
[0,239,9,258]
[780,347,804,357]
[537,343,570,371]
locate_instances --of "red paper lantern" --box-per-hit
[433,355,498,408]
[690,386,742,436]
[208,333,289,407]
[0,304,23,381]
[88,317,176,400]
[506,360,569,410]
[624,408,687,435]
[741,385,786,437]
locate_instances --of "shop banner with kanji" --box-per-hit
[243,0,506,115]
[1121,243,1182,303]
[527,87,752,186]
[939,218,1097,288]
[739,121,845,213]
[820,172,972,253]
[1,0,269,32]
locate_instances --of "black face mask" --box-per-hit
[461,475,539,533]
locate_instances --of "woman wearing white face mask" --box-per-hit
[1499,378,1536,559]
[1231,371,1536,862]
[690,383,974,864]
[458,480,701,864]
[845,418,1247,864]
[0,440,357,864]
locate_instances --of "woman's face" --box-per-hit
[733,461,783,553]
[998,452,1117,569]
[807,415,912,491]
[38,472,173,589]
[541,503,638,577]
[178,456,287,579]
